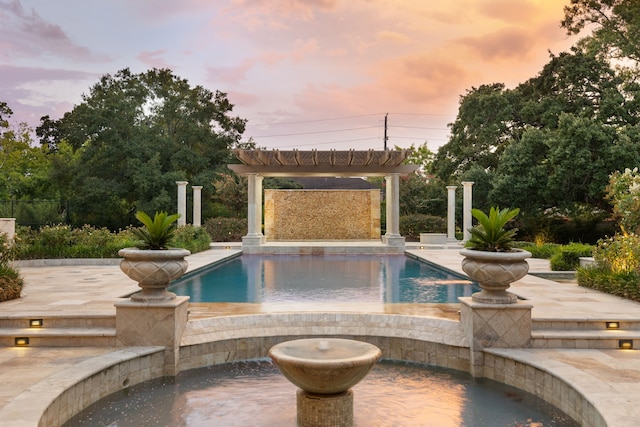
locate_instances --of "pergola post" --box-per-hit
[446,185,457,243]
[243,173,264,247]
[192,186,203,227]
[384,173,404,247]
[462,181,474,243]
[176,181,188,227]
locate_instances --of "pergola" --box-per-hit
[228,149,419,247]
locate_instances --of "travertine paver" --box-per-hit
[0,244,639,426]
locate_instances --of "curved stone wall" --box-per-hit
[17,313,601,427]
[0,347,165,427]
[179,312,469,372]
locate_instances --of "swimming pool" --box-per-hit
[170,254,478,303]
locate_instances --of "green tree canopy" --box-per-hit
[0,102,53,200]
[562,0,640,63]
[37,68,250,229]
[431,47,640,227]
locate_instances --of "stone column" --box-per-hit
[176,181,188,227]
[459,297,532,377]
[115,296,190,376]
[446,185,457,244]
[383,173,404,249]
[192,186,203,227]
[462,181,474,243]
[242,173,264,249]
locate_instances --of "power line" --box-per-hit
[391,125,449,131]
[268,137,381,149]
[247,113,385,127]
[389,135,449,141]
[388,112,456,117]
[249,125,379,138]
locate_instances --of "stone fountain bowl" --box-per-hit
[268,338,382,395]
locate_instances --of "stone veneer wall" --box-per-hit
[179,313,469,371]
[264,190,380,240]
[482,350,604,427]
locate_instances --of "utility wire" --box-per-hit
[249,125,379,138]
[247,113,384,127]
[271,137,381,149]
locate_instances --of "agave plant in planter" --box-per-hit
[460,207,531,304]
[119,211,190,302]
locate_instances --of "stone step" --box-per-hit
[531,329,640,350]
[0,315,115,329]
[0,327,116,347]
[532,319,640,331]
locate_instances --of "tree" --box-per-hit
[431,83,522,180]
[517,49,634,128]
[490,128,551,212]
[0,103,53,200]
[39,69,249,229]
[210,173,247,218]
[562,0,640,63]
[398,142,434,176]
[398,174,447,217]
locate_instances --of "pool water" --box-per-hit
[170,254,478,303]
[64,360,579,427]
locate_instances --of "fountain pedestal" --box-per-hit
[268,338,381,427]
[297,389,353,427]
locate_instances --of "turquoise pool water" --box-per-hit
[170,254,478,303]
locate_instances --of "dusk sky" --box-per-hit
[1,0,579,152]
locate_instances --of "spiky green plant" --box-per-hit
[132,211,180,250]
[465,207,520,252]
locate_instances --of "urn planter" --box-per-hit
[460,248,531,304]
[119,247,190,302]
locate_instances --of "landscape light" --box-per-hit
[14,337,29,346]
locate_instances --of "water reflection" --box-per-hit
[65,361,578,427]
[171,255,477,304]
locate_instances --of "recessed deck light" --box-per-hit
[14,337,29,346]
[619,339,633,350]
[606,321,620,330]
[29,319,43,328]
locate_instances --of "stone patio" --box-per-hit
[0,244,639,426]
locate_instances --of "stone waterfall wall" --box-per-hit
[264,190,381,240]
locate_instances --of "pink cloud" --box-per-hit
[229,0,339,21]
[376,31,411,44]
[0,0,109,62]
[379,53,471,104]
[455,27,535,60]
[205,51,288,86]
[0,64,98,128]
[207,63,253,86]
[137,50,173,70]
[476,0,538,23]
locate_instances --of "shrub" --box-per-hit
[549,243,593,271]
[577,266,640,302]
[513,242,560,259]
[592,233,640,273]
[399,214,446,241]
[577,233,640,301]
[204,217,247,242]
[0,265,23,302]
[0,233,23,302]
[173,225,211,253]
[11,223,213,259]
[14,225,136,259]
